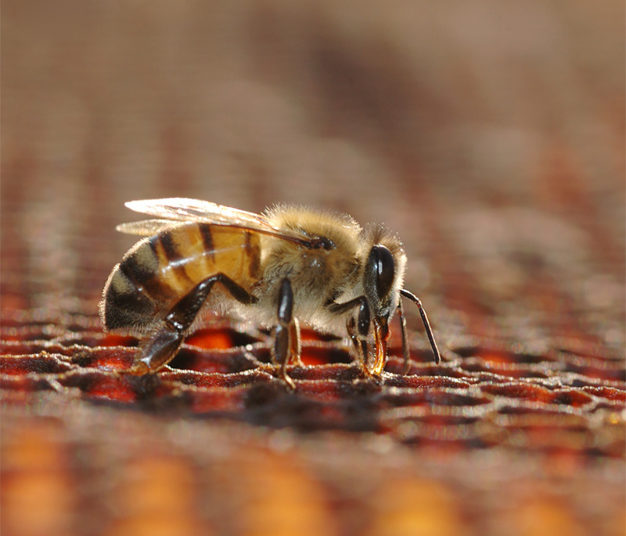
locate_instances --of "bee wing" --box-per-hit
[125,198,269,226]
[116,219,184,236]
[123,198,316,247]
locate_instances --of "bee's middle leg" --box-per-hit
[273,277,298,388]
[133,274,256,374]
[289,317,302,367]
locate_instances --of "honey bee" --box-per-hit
[100,199,440,387]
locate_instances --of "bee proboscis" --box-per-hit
[101,198,440,387]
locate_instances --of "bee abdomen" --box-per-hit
[101,265,157,331]
[101,235,177,332]
[101,223,262,333]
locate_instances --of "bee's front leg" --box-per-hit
[346,317,359,353]
[330,297,372,377]
[354,298,373,376]
[397,298,411,374]
[273,277,297,389]
[343,298,372,375]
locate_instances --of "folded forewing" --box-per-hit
[121,198,314,247]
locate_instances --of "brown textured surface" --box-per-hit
[1,1,625,535]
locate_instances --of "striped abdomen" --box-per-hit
[101,223,261,332]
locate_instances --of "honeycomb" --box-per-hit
[1,317,624,455]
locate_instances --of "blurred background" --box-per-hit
[1,1,624,535]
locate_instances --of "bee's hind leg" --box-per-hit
[131,274,257,374]
[130,324,185,375]
[273,277,297,389]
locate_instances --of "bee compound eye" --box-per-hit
[369,245,395,298]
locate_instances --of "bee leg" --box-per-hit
[400,289,441,364]
[330,297,371,377]
[355,299,373,376]
[131,324,185,374]
[274,277,296,389]
[346,317,360,352]
[397,298,411,374]
[133,274,257,373]
[289,317,303,367]
[346,311,369,373]
[131,277,217,373]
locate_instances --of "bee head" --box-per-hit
[362,225,407,369]
[362,225,406,316]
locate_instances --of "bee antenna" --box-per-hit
[399,289,441,364]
